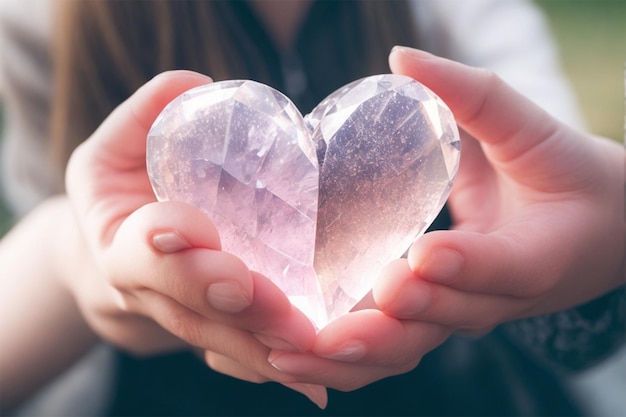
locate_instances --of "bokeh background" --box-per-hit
[536,0,624,142]
[0,0,624,233]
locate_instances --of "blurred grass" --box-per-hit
[0,200,11,236]
[535,0,625,142]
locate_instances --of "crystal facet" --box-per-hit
[147,75,460,329]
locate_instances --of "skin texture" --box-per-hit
[66,48,625,395]
[382,47,624,327]
[1,48,623,411]
[257,48,625,390]
[63,70,324,402]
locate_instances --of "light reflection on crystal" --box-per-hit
[306,75,460,323]
[147,75,460,329]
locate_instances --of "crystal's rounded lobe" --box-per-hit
[147,75,460,329]
[306,74,460,323]
[147,80,326,326]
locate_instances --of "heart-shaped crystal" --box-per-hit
[147,74,460,329]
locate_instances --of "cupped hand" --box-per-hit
[373,46,625,334]
[63,71,326,405]
[266,304,450,391]
[262,47,624,392]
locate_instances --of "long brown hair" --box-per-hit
[51,0,419,174]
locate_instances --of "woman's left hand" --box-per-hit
[376,47,624,334]
[259,47,624,391]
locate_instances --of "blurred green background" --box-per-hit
[535,0,625,142]
[0,109,8,234]
[0,0,624,235]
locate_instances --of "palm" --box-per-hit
[67,89,169,250]
[83,149,156,248]
[447,131,504,232]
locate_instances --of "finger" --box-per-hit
[374,259,527,330]
[109,203,316,351]
[133,289,296,384]
[268,351,388,391]
[267,309,448,390]
[389,47,588,189]
[389,47,558,161]
[405,228,560,298]
[80,304,187,356]
[134,200,222,251]
[246,272,317,352]
[281,383,328,410]
[204,351,328,409]
[66,71,212,247]
[75,71,212,171]
[206,350,328,408]
[268,335,440,393]
[268,309,447,391]
[108,201,252,311]
[312,310,449,366]
[205,351,269,383]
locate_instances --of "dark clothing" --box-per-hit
[107,333,583,416]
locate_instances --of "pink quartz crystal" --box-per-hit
[147,75,460,329]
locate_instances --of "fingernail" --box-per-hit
[391,45,434,59]
[152,70,213,83]
[283,383,328,409]
[319,340,367,362]
[424,248,464,283]
[391,45,410,54]
[206,282,251,313]
[268,352,301,374]
[151,231,191,253]
[253,333,300,352]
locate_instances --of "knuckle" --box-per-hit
[483,68,504,88]
[460,68,501,125]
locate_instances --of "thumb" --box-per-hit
[406,228,554,298]
[74,71,213,170]
[388,46,590,191]
[66,71,212,249]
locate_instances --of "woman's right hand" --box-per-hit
[62,71,326,406]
